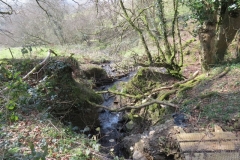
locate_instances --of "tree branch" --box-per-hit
[0,0,13,15]
[22,49,55,80]
[88,99,179,112]
[0,49,55,93]
[96,90,141,99]
[35,0,51,18]
[151,70,199,93]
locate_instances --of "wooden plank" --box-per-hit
[177,132,238,142]
[184,152,240,160]
[179,141,239,152]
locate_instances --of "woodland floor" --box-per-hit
[1,51,240,159]
[179,62,240,134]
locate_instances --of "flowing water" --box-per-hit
[98,63,137,156]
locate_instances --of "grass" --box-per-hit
[0,47,51,59]
[178,64,240,130]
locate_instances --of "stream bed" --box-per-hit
[98,63,137,156]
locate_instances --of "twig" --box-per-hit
[214,67,230,79]
[0,0,13,15]
[47,120,60,132]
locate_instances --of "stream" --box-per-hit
[98,63,137,156]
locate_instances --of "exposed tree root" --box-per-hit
[213,67,230,79]
[93,70,199,113]
[95,70,200,101]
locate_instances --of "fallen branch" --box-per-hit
[96,90,141,99]
[96,70,200,100]
[23,49,57,80]
[88,99,179,112]
[150,70,199,94]
[213,67,230,79]
[0,49,56,93]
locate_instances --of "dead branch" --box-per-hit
[0,0,13,15]
[96,90,140,99]
[88,99,178,112]
[96,70,200,100]
[22,49,55,80]
[0,49,55,93]
[150,70,199,94]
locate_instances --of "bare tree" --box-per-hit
[0,0,13,15]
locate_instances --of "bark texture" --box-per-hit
[199,21,217,71]
[216,10,240,61]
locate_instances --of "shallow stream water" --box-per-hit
[98,63,137,156]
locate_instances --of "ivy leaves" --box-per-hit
[183,0,240,24]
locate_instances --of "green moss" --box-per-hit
[25,57,103,129]
[176,78,202,97]
[148,104,158,112]
[82,64,107,79]
[125,112,143,123]
[147,104,165,124]
[158,90,176,101]
[124,67,178,95]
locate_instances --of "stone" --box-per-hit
[133,150,147,160]
[126,120,136,131]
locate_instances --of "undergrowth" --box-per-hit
[0,59,111,160]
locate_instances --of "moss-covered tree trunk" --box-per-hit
[199,21,217,71]
[215,10,240,61]
[156,0,172,58]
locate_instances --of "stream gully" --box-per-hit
[98,63,136,156]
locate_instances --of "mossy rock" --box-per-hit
[124,67,179,95]
[81,64,107,79]
[148,104,165,124]
[125,120,136,131]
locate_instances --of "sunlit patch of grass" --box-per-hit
[0,47,51,59]
[0,47,22,59]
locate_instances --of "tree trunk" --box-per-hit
[156,0,172,58]
[215,10,240,61]
[119,0,153,64]
[138,32,153,65]
[199,21,217,71]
